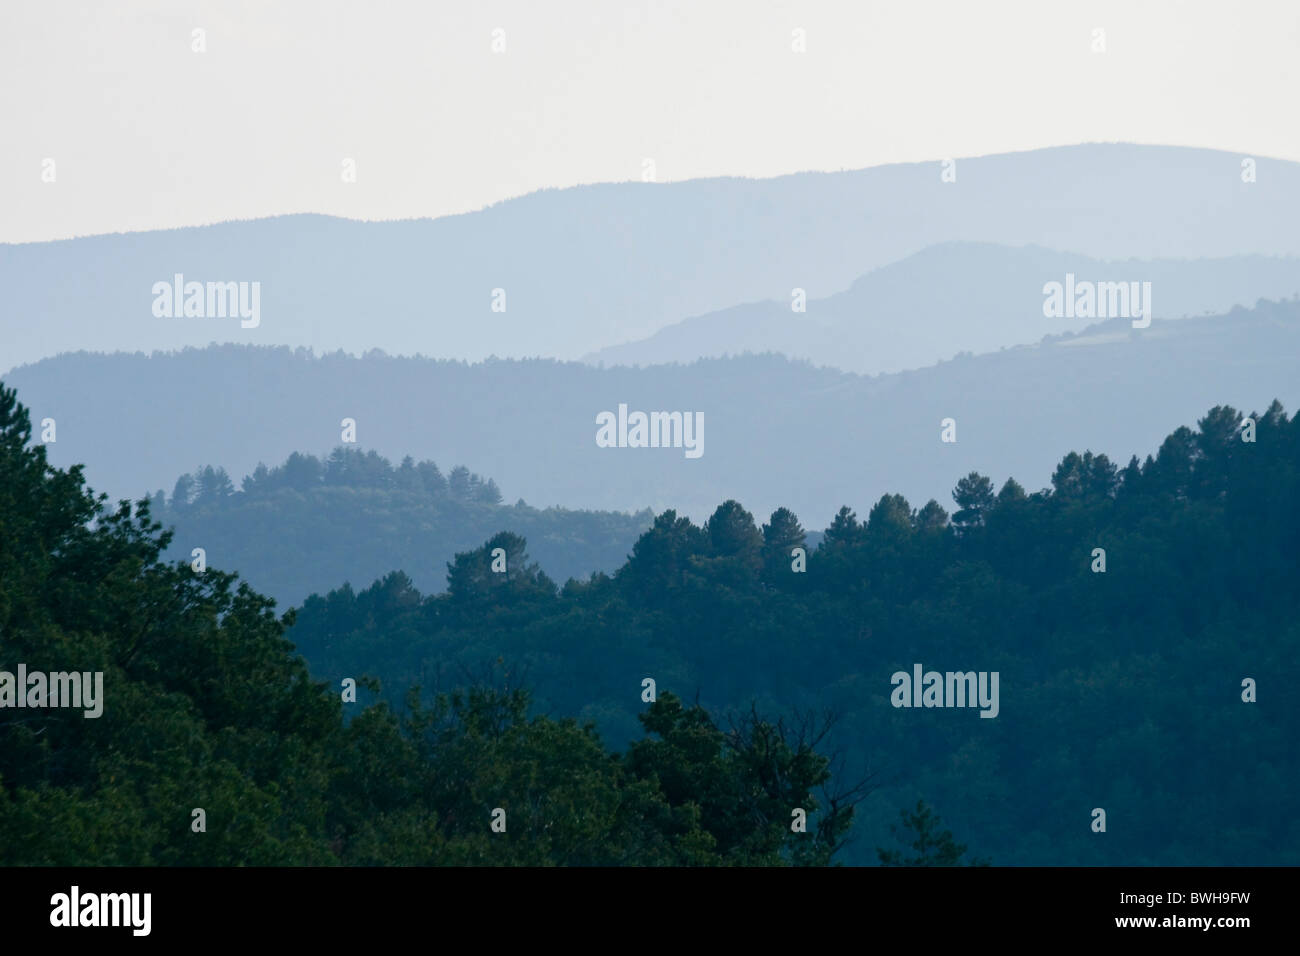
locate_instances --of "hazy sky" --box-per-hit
[2,0,1297,243]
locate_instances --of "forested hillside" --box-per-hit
[0,382,874,866]
[11,298,1300,523]
[153,448,653,607]
[3,371,1295,866]
[288,399,1300,866]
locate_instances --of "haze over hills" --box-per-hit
[2,144,1298,372]
[7,297,1300,527]
[584,243,1300,375]
[152,449,654,609]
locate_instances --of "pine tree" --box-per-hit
[951,472,995,531]
[877,800,987,866]
[761,507,806,579]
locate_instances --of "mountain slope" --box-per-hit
[154,449,653,609]
[286,399,1300,866]
[3,144,1298,371]
[584,243,1300,374]
[7,298,1300,526]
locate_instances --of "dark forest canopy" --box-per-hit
[288,399,1300,866]
[0,381,883,866]
[2,376,1296,865]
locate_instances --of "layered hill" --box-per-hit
[7,298,1300,525]
[584,243,1300,374]
[153,449,653,608]
[3,144,1298,370]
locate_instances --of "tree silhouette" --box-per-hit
[877,800,988,866]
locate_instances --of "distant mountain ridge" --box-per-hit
[3,144,1298,372]
[583,243,1300,374]
[7,297,1300,527]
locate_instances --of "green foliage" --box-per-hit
[951,472,996,531]
[6,374,1295,866]
[0,378,859,865]
[878,800,988,866]
[288,400,1300,866]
